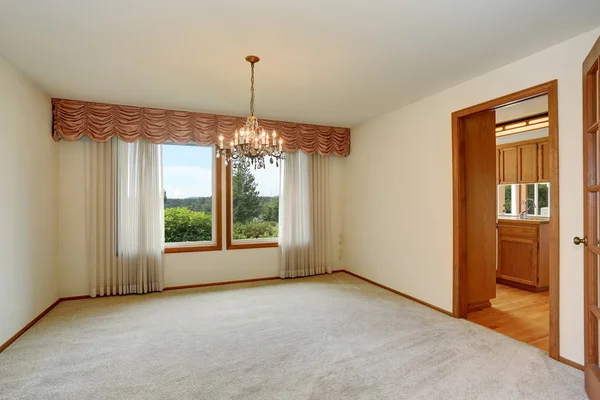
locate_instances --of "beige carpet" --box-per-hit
[0,273,586,399]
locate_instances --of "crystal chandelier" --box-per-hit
[216,55,284,169]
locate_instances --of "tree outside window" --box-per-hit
[232,163,279,240]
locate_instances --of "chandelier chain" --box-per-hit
[250,62,255,116]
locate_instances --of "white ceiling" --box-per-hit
[496,95,548,124]
[1,1,599,128]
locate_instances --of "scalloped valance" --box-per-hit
[52,99,351,157]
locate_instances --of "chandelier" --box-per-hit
[216,55,284,169]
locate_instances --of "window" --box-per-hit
[498,185,511,214]
[498,184,518,215]
[227,162,280,249]
[497,182,550,217]
[163,144,222,253]
[525,182,550,216]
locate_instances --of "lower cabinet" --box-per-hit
[497,220,549,291]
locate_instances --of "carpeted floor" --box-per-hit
[0,273,586,399]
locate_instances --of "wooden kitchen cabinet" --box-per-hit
[496,138,550,184]
[517,143,538,183]
[499,147,518,184]
[538,140,550,182]
[497,219,549,291]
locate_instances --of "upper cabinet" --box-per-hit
[517,143,538,183]
[499,147,518,184]
[497,138,549,184]
[538,140,550,182]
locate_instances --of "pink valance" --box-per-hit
[52,99,351,157]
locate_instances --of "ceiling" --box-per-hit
[496,95,548,124]
[1,1,599,128]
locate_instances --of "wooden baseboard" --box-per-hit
[61,295,91,302]
[559,356,584,371]
[496,278,548,293]
[341,270,453,317]
[0,299,61,353]
[164,276,280,291]
[164,270,344,291]
[467,300,492,313]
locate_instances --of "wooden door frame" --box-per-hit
[452,80,560,360]
[583,37,600,394]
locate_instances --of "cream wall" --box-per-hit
[344,27,600,365]
[58,141,345,296]
[0,57,58,345]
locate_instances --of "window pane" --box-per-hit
[538,183,549,216]
[525,184,535,214]
[163,144,214,243]
[232,163,280,240]
[504,185,512,214]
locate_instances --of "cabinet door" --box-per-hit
[518,143,538,183]
[501,147,518,184]
[498,236,538,286]
[538,141,550,182]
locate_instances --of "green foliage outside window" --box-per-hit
[233,221,278,239]
[525,183,549,214]
[504,186,512,214]
[164,162,279,243]
[164,207,212,242]
[232,163,262,224]
[538,183,549,210]
[232,163,279,239]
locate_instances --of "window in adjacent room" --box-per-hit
[498,184,518,215]
[524,182,550,216]
[227,162,280,249]
[497,182,550,217]
[163,144,222,252]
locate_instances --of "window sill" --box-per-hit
[227,241,279,250]
[165,244,221,254]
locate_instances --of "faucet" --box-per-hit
[520,199,535,219]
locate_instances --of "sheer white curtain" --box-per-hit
[278,151,332,278]
[85,138,117,297]
[85,138,164,297]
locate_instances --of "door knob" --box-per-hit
[574,236,588,246]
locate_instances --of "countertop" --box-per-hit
[497,215,550,224]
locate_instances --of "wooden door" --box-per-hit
[582,36,600,399]
[498,237,538,286]
[463,111,497,310]
[518,143,538,183]
[501,147,518,184]
[538,141,550,182]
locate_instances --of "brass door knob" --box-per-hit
[574,236,588,246]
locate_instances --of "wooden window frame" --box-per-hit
[164,147,223,254]
[226,163,279,250]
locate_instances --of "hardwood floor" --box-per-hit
[467,283,549,352]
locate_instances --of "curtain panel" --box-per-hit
[279,151,332,278]
[85,138,164,297]
[52,98,351,157]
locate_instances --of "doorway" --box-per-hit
[451,81,559,360]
